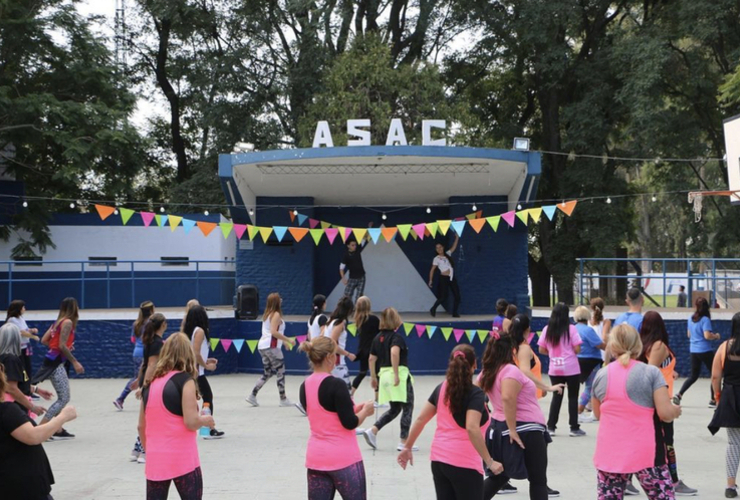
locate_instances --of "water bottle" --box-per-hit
[199,403,211,438]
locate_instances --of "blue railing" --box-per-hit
[0,260,236,309]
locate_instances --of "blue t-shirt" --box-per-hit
[687,316,714,353]
[614,312,643,332]
[132,324,145,358]
[576,323,603,359]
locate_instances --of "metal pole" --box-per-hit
[81,262,85,309]
[8,262,12,302]
[195,261,200,302]
[662,259,666,308]
[712,259,717,307]
[106,262,111,309]
[131,261,135,308]
[579,259,584,305]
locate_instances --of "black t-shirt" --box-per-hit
[0,402,54,498]
[142,372,192,417]
[341,243,366,279]
[370,329,409,368]
[428,383,488,428]
[357,315,380,354]
[139,336,165,386]
[0,353,31,397]
[299,376,359,430]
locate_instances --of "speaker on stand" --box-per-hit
[235,285,259,320]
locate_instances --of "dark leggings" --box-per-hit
[547,374,580,431]
[351,351,370,390]
[146,467,203,500]
[373,380,414,439]
[432,276,461,316]
[21,348,33,382]
[197,375,213,414]
[661,420,680,483]
[307,461,366,500]
[484,431,549,500]
[431,461,483,500]
[677,351,715,400]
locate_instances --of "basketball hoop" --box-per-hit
[688,190,740,222]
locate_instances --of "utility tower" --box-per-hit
[114,0,128,74]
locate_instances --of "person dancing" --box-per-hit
[306,295,328,341]
[340,234,369,304]
[324,296,356,389]
[114,301,154,411]
[6,300,39,396]
[429,234,461,318]
[299,336,374,500]
[351,296,380,396]
[574,306,605,423]
[491,299,509,335]
[0,323,53,416]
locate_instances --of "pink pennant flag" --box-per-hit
[296,335,307,344]
[501,211,516,227]
[325,228,339,244]
[415,324,426,337]
[453,329,465,342]
[412,223,426,240]
[220,339,233,352]
[140,212,155,227]
[309,218,319,229]
[234,224,248,239]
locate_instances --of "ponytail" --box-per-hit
[309,294,326,325]
[444,345,476,416]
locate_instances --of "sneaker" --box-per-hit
[569,428,586,437]
[52,429,75,440]
[578,412,594,423]
[129,451,140,462]
[497,482,518,494]
[672,394,682,406]
[137,453,146,464]
[113,399,123,411]
[547,428,556,436]
[674,480,698,496]
[295,402,307,416]
[709,400,718,409]
[396,443,419,452]
[726,486,738,498]
[363,429,377,450]
[203,429,225,440]
[245,394,259,407]
[624,482,640,495]
[356,428,366,435]
[30,393,40,401]
[548,487,560,498]
[279,398,294,407]
[429,307,436,318]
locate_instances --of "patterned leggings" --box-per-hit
[146,467,202,500]
[374,379,414,439]
[727,428,740,480]
[343,276,366,304]
[597,465,674,499]
[46,364,70,419]
[307,461,366,500]
[252,348,286,399]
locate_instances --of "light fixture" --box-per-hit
[606,198,612,204]
[160,207,165,213]
[249,208,254,216]
[472,204,477,211]
[512,137,531,151]
[426,207,431,214]
[22,201,27,208]
[651,195,657,202]
[69,202,75,209]
[114,209,119,215]
[293,209,298,216]
[204,210,210,216]
[382,213,387,220]
[517,204,522,210]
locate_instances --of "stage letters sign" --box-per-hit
[312,119,446,148]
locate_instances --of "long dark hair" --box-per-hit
[639,311,672,362]
[545,303,570,347]
[133,301,155,339]
[729,313,740,357]
[6,300,25,320]
[310,294,326,325]
[142,313,167,346]
[692,297,711,322]
[56,297,79,329]
[329,296,354,325]
[495,298,508,316]
[480,334,516,393]
[444,345,476,416]
[183,305,210,340]
[508,314,530,348]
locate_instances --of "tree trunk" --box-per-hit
[529,253,552,307]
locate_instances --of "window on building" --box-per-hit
[161,257,189,267]
[13,256,42,267]
[88,257,117,267]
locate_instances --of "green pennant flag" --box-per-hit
[486,216,501,232]
[309,229,324,245]
[347,324,357,336]
[397,224,412,240]
[120,208,135,225]
[516,210,530,225]
[247,339,259,353]
[477,330,489,343]
[220,222,233,239]
[441,327,453,341]
[209,338,220,351]
[403,323,414,336]
[154,214,162,227]
[465,330,475,342]
[427,325,437,339]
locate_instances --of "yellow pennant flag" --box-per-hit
[320,221,331,230]
[426,222,439,238]
[336,227,348,243]
[168,215,183,232]
[437,220,451,236]
[352,228,367,242]
[247,225,259,240]
[529,207,543,223]
[259,227,273,243]
[515,210,530,225]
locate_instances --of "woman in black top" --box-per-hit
[350,296,380,396]
[0,364,77,500]
[0,323,53,416]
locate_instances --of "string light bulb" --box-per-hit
[22,201,28,208]
[160,207,165,213]
[293,209,298,216]
[426,207,431,214]
[249,208,254,216]
[606,198,612,204]
[517,204,522,210]
[472,204,477,211]
[651,195,657,202]
[69,202,75,209]
[114,209,119,215]
[382,213,387,220]
[204,210,210,216]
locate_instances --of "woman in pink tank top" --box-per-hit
[138,333,215,500]
[397,345,503,500]
[298,336,374,499]
[592,325,681,499]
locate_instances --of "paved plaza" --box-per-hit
[42,374,726,499]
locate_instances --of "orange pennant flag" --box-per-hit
[288,227,309,242]
[197,221,217,237]
[381,227,398,243]
[289,210,296,222]
[468,218,487,234]
[94,204,116,221]
[557,200,578,216]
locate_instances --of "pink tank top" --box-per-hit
[593,360,655,473]
[305,372,363,471]
[430,381,490,474]
[144,371,200,481]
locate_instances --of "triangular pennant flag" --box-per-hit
[477,330,489,343]
[557,200,578,216]
[273,226,288,242]
[284,338,294,350]
[309,218,319,229]
[247,224,259,240]
[220,222,233,239]
[289,210,296,222]
[325,228,339,244]
[246,339,259,353]
[367,228,381,244]
[381,227,398,242]
[296,335,307,344]
[437,220,451,236]
[154,214,161,227]
[259,227,273,243]
[426,222,439,238]
[516,210,530,225]
[486,216,501,232]
[157,214,169,227]
[94,204,116,220]
[346,324,357,336]
[232,339,245,353]
[465,329,475,342]
[352,228,367,242]
[542,205,557,221]
[397,224,412,240]
[415,324,426,337]
[221,339,233,352]
[451,220,467,236]
[297,214,308,226]
[529,207,543,223]
[197,221,217,237]
[466,213,477,221]
[309,229,324,245]
[403,323,414,336]
[409,229,418,240]
[468,218,486,233]
[182,218,196,234]
[209,338,219,351]
[441,327,453,341]
[140,212,155,227]
[476,210,483,219]
[289,227,309,242]
[412,223,426,239]
[453,329,465,342]
[120,208,135,225]
[169,215,183,232]
[321,221,331,230]
[234,224,247,239]
[344,228,353,243]
[426,325,437,339]
[336,227,348,243]
[502,211,516,227]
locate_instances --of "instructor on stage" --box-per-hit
[340,224,372,303]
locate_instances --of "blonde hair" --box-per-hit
[180,299,199,332]
[380,307,402,331]
[354,296,371,331]
[148,333,200,396]
[263,293,282,321]
[299,336,337,367]
[607,324,642,366]
[574,305,591,322]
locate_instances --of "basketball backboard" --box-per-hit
[724,114,740,205]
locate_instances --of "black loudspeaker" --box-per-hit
[235,285,259,320]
